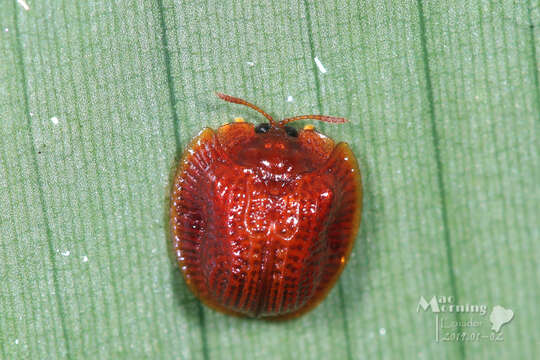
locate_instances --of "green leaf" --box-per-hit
[1,0,538,359]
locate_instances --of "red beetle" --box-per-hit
[170,93,362,318]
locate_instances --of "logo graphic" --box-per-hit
[417,295,514,342]
[489,305,514,332]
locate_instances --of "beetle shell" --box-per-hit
[170,112,362,319]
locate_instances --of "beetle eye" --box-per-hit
[255,123,271,134]
[284,125,298,137]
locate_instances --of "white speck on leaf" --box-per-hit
[286,95,294,102]
[379,327,386,335]
[61,250,70,256]
[246,61,255,67]
[14,339,19,345]
[17,0,30,11]
[314,57,327,73]
[4,28,8,32]
[82,256,88,262]
[51,116,59,125]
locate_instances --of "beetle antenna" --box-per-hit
[216,93,276,126]
[279,115,347,126]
